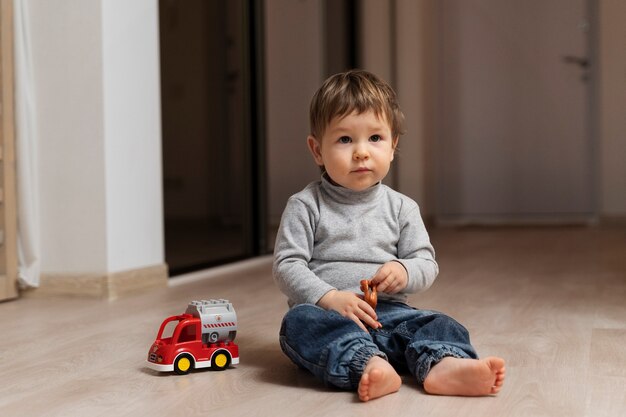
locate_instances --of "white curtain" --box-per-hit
[13,0,40,289]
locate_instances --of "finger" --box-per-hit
[350,314,369,332]
[358,300,377,320]
[357,303,381,329]
[359,314,381,330]
[369,266,388,285]
[385,279,401,294]
[376,275,392,293]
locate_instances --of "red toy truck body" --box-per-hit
[146,300,239,374]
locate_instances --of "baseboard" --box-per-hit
[599,215,626,226]
[169,255,272,287]
[434,214,597,227]
[107,264,169,300]
[23,263,168,300]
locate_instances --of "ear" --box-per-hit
[307,136,324,166]
[390,136,399,161]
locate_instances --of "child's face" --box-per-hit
[307,110,397,191]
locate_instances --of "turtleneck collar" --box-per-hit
[320,172,382,205]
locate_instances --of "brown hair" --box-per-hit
[309,69,405,140]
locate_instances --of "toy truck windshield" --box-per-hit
[156,316,185,343]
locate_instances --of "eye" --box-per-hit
[370,135,382,142]
[339,136,352,144]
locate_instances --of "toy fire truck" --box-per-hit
[146,299,239,374]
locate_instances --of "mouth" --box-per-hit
[352,167,372,173]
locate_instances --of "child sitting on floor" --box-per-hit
[273,69,506,401]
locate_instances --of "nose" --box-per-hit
[353,144,370,161]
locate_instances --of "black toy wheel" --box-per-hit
[174,354,194,375]
[211,350,231,371]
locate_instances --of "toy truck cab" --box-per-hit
[146,300,239,375]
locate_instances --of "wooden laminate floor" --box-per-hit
[1,226,625,417]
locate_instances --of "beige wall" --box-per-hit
[29,0,164,275]
[358,0,437,213]
[22,0,624,288]
[262,0,626,230]
[385,0,626,218]
[265,0,437,224]
[356,0,437,214]
[30,0,108,273]
[395,0,438,214]
[265,0,324,225]
[358,0,393,85]
[599,0,626,216]
[32,0,618,271]
[266,0,626,221]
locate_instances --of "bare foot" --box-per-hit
[357,356,402,402]
[423,356,506,396]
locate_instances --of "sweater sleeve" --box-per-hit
[272,197,335,305]
[395,203,439,294]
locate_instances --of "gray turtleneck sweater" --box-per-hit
[273,175,439,307]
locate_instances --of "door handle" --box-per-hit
[562,55,590,68]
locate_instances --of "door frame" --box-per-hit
[0,0,18,300]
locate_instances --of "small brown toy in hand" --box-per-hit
[360,279,378,310]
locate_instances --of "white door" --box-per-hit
[436,0,594,223]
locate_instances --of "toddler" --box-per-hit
[273,69,505,401]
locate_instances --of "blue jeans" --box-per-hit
[279,301,478,390]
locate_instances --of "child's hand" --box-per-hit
[370,261,408,294]
[317,290,381,332]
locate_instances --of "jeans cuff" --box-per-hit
[348,346,387,389]
[415,346,471,384]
